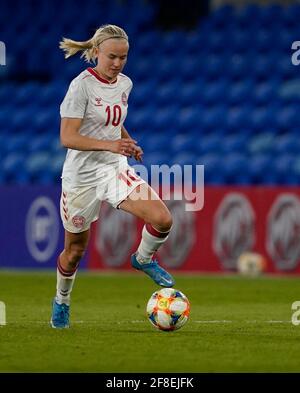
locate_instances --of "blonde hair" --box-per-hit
[59,24,128,63]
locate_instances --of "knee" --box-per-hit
[151,210,173,232]
[65,244,86,268]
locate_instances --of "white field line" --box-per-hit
[1,319,292,325]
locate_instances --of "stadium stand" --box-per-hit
[1,0,300,184]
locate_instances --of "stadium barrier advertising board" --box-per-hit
[88,187,300,274]
[1,185,300,274]
[0,185,87,269]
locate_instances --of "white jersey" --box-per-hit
[60,67,133,187]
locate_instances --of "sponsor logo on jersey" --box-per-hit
[121,92,128,106]
[213,193,255,270]
[266,194,300,271]
[72,215,86,229]
[94,97,103,106]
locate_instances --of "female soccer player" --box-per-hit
[51,25,174,328]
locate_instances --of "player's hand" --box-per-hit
[132,145,143,162]
[107,138,138,157]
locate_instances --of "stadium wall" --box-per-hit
[1,186,300,274]
[89,187,300,274]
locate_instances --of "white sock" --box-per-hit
[136,223,170,264]
[56,258,77,305]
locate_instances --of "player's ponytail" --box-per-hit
[59,24,128,64]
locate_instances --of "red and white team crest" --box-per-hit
[95,97,102,106]
[72,215,86,229]
[121,92,128,106]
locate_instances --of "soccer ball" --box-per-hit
[237,252,266,277]
[146,288,190,331]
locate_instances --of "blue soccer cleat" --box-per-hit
[50,298,70,329]
[131,253,175,287]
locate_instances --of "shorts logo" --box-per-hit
[72,215,86,229]
[121,92,128,106]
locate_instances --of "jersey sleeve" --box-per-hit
[60,78,88,118]
[128,78,133,96]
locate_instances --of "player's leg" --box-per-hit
[56,229,90,304]
[51,229,90,329]
[118,183,175,287]
[51,183,101,328]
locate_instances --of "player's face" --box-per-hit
[96,38,129,81]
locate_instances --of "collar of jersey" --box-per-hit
[87,68,118,85]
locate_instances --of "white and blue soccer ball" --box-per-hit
[146,288,190,331]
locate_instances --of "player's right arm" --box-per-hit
[60,117,137,156]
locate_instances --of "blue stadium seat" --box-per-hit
[273,133,300,155]
[196,133,222,155]
[129,81,157,108]
[198,153,224,184]
[141,151,171,173]
[25,151,52,181]
[249,106,275,132]
[170,134,196,155]
[274,153,295,184]
[15,83,41,106]
[225,105,253,132]
[201,105,228,132]
[248,154,273,184]
[275,106,299,131]
[2,152,27,180]
[27,134,54,153]
[247,132,275,155]
[1,1,299,186]
[156,57,180,82]
[222,134,248,155]
[185,32,204,53]
[202,56,223,80]
[223,153,250,184]
[254,80,279,105]
[4,134,30,154]
[227,80,254,105]
[227,55,251,81]
[152,106,179,132]
[201,81,229,106]
[156,82,179,107]
[177,107,201,133]
[10,111,33,134]
[141,133,170,154]
[179,80,204,107]
[170,152,199,168]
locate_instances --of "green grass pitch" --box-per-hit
[1,270,300,372]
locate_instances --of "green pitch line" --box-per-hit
[1,271,300,372]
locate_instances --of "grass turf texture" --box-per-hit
[0,271,300,372]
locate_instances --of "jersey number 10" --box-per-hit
[105,105,122,127]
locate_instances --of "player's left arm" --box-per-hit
[121,125,143,162]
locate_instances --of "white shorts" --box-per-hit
[60,164,145,233]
